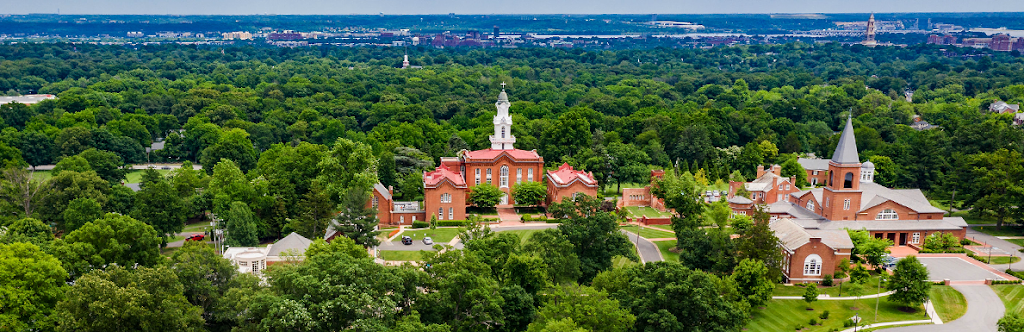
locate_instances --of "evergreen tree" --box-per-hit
[224,202,258,247]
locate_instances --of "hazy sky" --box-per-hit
[3,0,1024,15]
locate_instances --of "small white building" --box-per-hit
[222,232,313,275]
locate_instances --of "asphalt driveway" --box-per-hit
[884,285,1003,332]
[916,257,1007,281]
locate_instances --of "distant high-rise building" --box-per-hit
[493,25,500,38]
[863,14,877,46]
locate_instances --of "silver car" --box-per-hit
[422,237,434,245]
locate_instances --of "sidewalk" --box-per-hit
[773,290,895,300]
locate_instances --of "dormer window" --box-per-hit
[876,209,898,220]
[806,200,815,211]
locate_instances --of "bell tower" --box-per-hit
[821,115,863,221]
[490,83,516,150]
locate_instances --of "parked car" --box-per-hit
[185,234,205,242]
[401,236,413,245]
[422,237,434,245]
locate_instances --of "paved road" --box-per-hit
[967,226,1024,272]
[917,257,1008,281]
[622,230,663,263]
[882,285,1003,332]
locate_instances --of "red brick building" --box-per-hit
[545,163,599,206]
[772,218,854,283]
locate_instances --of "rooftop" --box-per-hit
[0,94,56,105]
[423,164,467,188]
[461,148,541,162]
[546,163,597,187]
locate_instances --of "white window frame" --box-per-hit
[486,168,492,184]
[517,168,522,184]
[843,199,851,210]
[812,170,819,175]
[475,169,481,185]
[500,166,509,188]
[912,232,920,244]
[449,207,454,219]
[400,216,405,223]
[441,193,451,203]
[876,209,898,220]
[438,208,444,220]
[527,168,533,182]
[372,196,378,208]
[803,254,822,276]
[806,200,814,211]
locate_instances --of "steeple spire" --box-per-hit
[831,115,860,164]
[490,87,515,150]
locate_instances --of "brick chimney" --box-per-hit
[756,165,766,178]
[772,164,782,176]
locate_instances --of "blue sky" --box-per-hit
[2,0,1023,15]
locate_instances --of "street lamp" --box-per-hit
[853,313,860,332]
[875,276,886,323]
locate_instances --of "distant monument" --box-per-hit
[862,14,878,46]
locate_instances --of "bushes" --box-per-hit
[809,318,818,326]
[822,274,834,287]
[992,279,1022,285]
[922,232,964,253]
[521,214,548,222]
[1006,269,1024,280]
[437,220,473,227]
[819,310,830,320]
[411,221,429,229]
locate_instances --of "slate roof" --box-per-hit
[727,196,753,204]
[770,218,854,251]
[462,148,541,161]
[857,182,946,214]
[267,232,313,257]
[797,158,830,171]
[831,116,861,165]
[795,217,968,232]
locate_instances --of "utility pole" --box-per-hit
[875,276,885,323]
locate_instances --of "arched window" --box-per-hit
[876,209,898,220]
[486,168,492,184]
[438,208,444,220]
[844,172,854,188]
[806,200,815,211]
[501,126,506,138]
[500,166,509,188]
[803,254,822,276]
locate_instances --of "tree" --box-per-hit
[676,227,735,274]
[552,194,636,282]
[540,111,592,161]
[0,242,67,331]
[51,213,161,279]
[0,217,53,248]
[732,258,775,307]
[287,184,335,240]
[0,167,50,219]
[966,149,1024,228]
[378,150,398,189]
[848,229,893,268]
[55,266,204,332]
[527,284,635,332]
[62,197,103,233]
[52,155,92,174]
[594,262,750,332]
[200,128,258,174]
[735,207,784,282]
[224,202,259,247]
[314,138,378,205]
[78,148,128,184]
[469,183,504,208]
[887,255,931,308]
[523,228,582,285]
[651,170,705,232]
[21,130,54,168]
[132,175,187,239]
[169,241,238,329]
[511,181,546,206]
[606,142,649,193]
[780,157,809,187]
[417,249,506,332]
[40,170,109,231]
[330,187,381,247]
[803,283,819,307]
[998,314,1024,332]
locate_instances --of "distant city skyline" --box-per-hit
[3,0,1024,15]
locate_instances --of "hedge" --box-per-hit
[411,221,429,229]
[992,279,1022,285]
[437,220,474,227]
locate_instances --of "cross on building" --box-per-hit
[500,82,506,89]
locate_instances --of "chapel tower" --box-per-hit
[490,84,516,150]
[821,115,863,220]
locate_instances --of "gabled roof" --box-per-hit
[727,196,753,204]
[547,163,598,187]
[423,164,467,188]
[797,158,830,171]
[373,183,392,201]
[770,218,853,251]
[831,116,861,165]
[267,232,313,257]
[461,148,541,162]
[857,182,945,214]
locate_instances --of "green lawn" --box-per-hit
[992,284,1024,315]
[772,276,885,297]
[621,206,673,218]
[745,296,926,332]
[379,250,424,261]
[30,170,52,182]
[621,225,676,239]
[949,210,998,225]
[929,286,967,322]
[611,255,639,269]
[973,226,1024,237]
[653,240,679,262]
[401,227,462,243]
[124,169,171,183]
[1006,239,1024,247]
[973,255,1021,265]
[182,222,213,233]
[495,229,545,244]
[650,224,674,232]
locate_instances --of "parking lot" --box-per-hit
[916,257,1008,281]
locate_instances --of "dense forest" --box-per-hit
[0,42,1022,331]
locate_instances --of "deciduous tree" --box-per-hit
[887,255,931,308]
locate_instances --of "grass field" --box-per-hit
[182,222,213,233]
[611,255,639,269]
[30,170,52,182]
[1007,239,1024,247]
[973,226,1024,237]
[929,286,967,322]
[621,225,676,239]
[973,255,1021,265]
[653,240,679,262]
[772,276,885,297]
[495,229,545,244]
[124,169,171,183]
[992,284,1024,315]
[745,296,926,332]
[649,224,674,232]
[621,206,673,218]
[401,227,462,243]
[379,250,424,261]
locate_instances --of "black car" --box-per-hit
[401,236,413,245]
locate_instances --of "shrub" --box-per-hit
[794,324,804,330]
[546,219,562,223]
[411,221,428,229]
[437,220,473,227]
[843,319,855,328]
[521,215,531,221]
[822,274,834,287]
[809,318,818,326]
[960,238,973,246]
[1006,269,1024,279]
[819,310,830,320]
[992,279,1022,285]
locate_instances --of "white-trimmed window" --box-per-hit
[844,199,851,210]
[825,198,830,207]
[500,166,509,188]
[806,200,815,211]
[438,208,444,220]
[876,209,898,220]
[400,216,405,223]
[449,207,454,219]
[372,196,378,208]
[812,170,819,175]
[527,168,534,182]
[779,184,784,190]
[517,168,522,184]
[475,169,481,185]
[441,193,451,203]
[786,184,790,190]
[486,169,492,184]
[803,254,822,276]
[912,232,920,244]
[412,216,416,222]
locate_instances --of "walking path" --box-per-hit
[966,226,1024,272]
[621,230,663,263]
[496,207,520,222]
[881,285,1003,332]
[772,290,895,300]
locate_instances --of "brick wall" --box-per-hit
[424,181,468,222]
